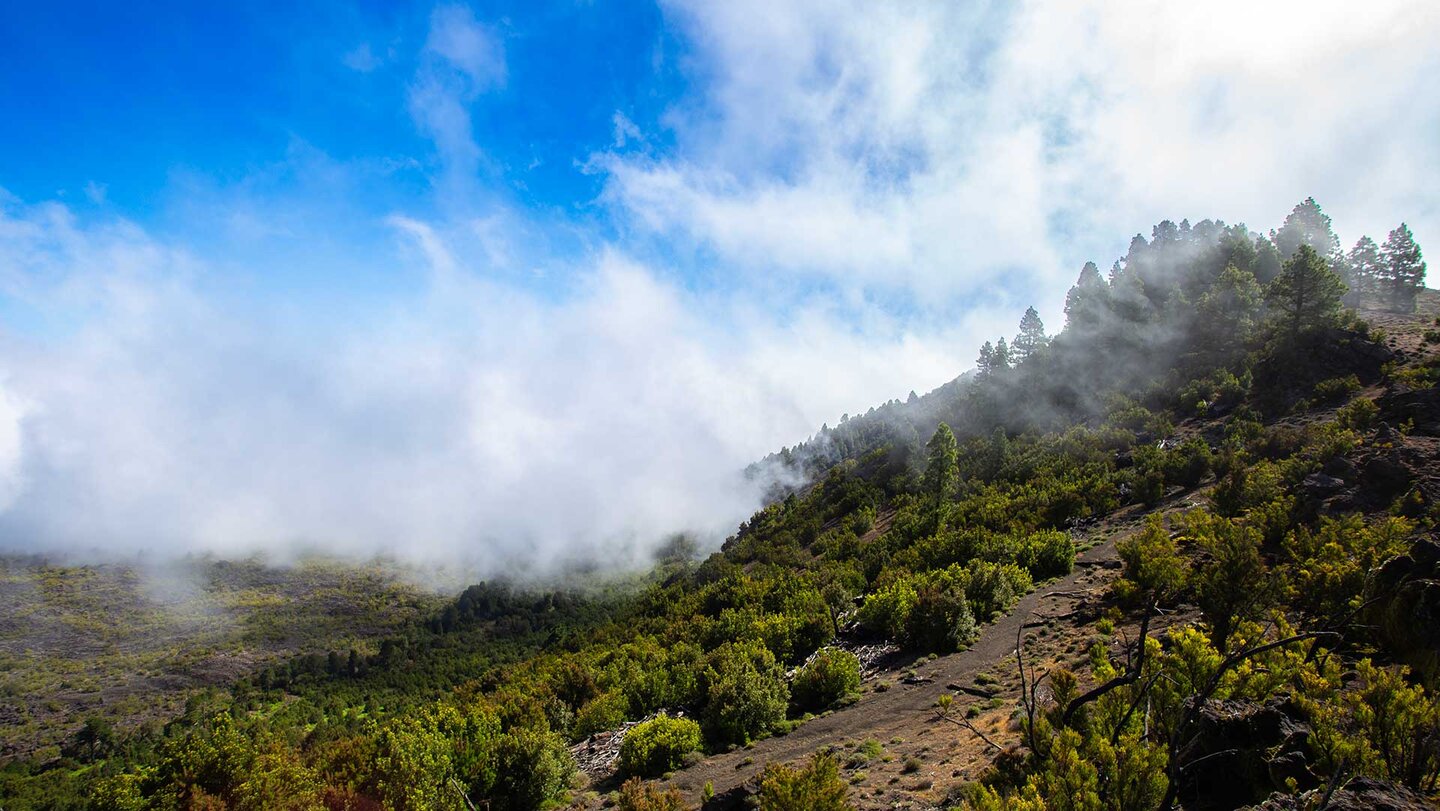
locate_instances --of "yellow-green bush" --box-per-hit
[790,648,861,713]
[618,713,702,777]
[755,752,852,811]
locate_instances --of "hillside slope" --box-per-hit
[626,297,1440,810]
[3,202,1437,811]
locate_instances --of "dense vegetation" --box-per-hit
[0,199,1433,810]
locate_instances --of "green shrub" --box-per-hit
[1114,515,1186,604]
[1337,397,1379,431]
[1316,659,1440,791]
[790,649,861,713]
[847,505,877,537]
[902,567,975,652]
[487,730,576,811]
[701,642,788,747]
[573,690,628,740]
[948,602,980,651]
[1132,467,1165,506]
[1185,512,1272,652]
[1017,531,1074,579]
[1210,459,1287,517]
[87,773,147,811]
[1162,437,1213,488]
[856,580,917,640]
[871,559,1028,653]
[618,714,702,778]
[1177,369,1250,416]
[1283,515,1412,621]
[370,712,455,810]
[965,561,1030,620]
[852,739,884,764]
[1312,374,1361,403]
[755,752,853,811]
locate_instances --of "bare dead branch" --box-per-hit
[1061,604,1155,728]
[934,709,1004,751]
[1315,759,1348,811]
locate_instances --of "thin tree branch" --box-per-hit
[1110,669,1166,747]
[934,709,1003,751]
[1061,603,1155,728]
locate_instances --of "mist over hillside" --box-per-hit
[1,1,1437,576]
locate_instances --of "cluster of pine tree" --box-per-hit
[1271,198,1428,313]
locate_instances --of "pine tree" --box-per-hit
[1272,197,1340,260]
[923,423,958,505]
[1253,236,1283,285]
[1064,261,1108,333]
[992,337,1012,371]
[1218,224,1258,275]
[1265,244,1346,336]
[1197,265,1263,353]
[975,341,996,377]
[1381,223,1426,313]
[1346,236,1383,307]
[1011,306,1048,364]
[1110,264,1151,325]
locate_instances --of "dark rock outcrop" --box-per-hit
[1302,472,1346,495]
[1248,776,1433,811]
[1252,329,1395,415]
[1379,386,1440,437]
[1366,535,1440,680]
[1173,698,1319,811]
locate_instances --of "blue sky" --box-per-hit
[1,1,1437,566]
[1,1,690,305]
[1,2,671,213]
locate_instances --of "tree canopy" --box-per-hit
[1265,244,1346,336]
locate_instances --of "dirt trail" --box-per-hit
[581,503,1176,809]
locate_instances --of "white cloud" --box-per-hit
[4,0,1437,572]
[612,112,642,148]
[0,385,25,512]
[83,181,107,205]
[603,0,1440,320]
[408,5,508,199]
[424,5,506,91]
[0,199,967,569]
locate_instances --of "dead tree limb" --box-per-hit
[1315,758,1348,811]
[934,709,1003,751]
[1015,619,1048,755]
[1060,603,1156,728]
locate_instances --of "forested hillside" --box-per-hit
[2,199,1436,811]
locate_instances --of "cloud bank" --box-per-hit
[0,0,1436,570]
[0,199,962,566]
